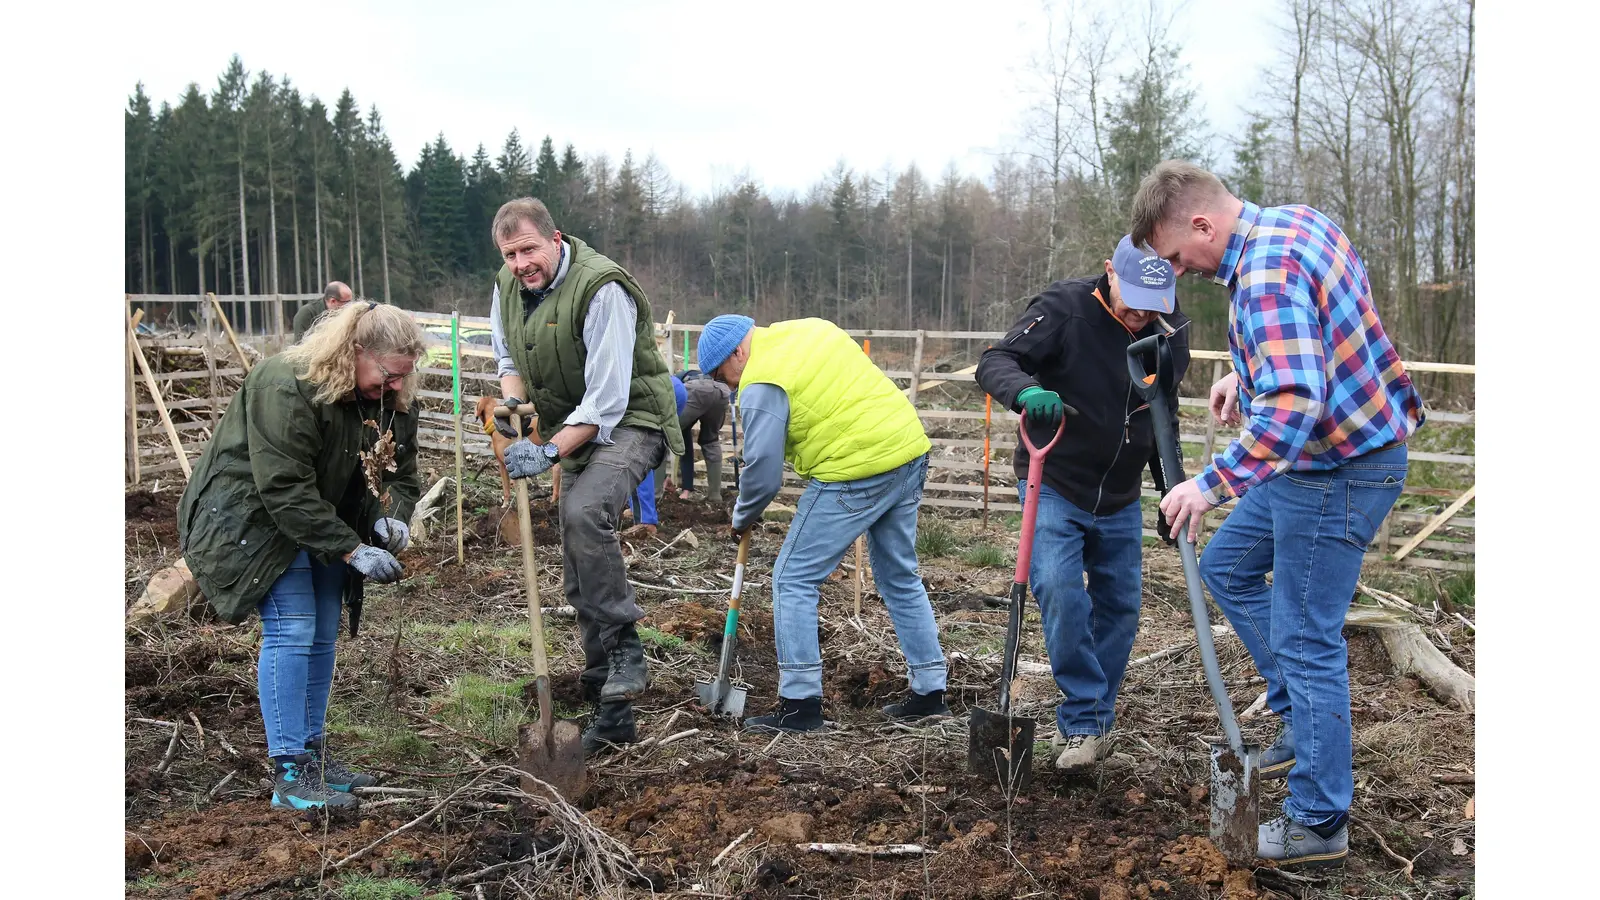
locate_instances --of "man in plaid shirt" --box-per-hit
[1131,160,1426,869]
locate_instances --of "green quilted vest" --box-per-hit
[496,235,684,471]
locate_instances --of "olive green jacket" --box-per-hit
[292,301,327,342]
[177,354,420,624]
[494,235,685,472]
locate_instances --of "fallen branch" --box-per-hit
[628,578,731,595]
[206,771,236,801]
[153,722,182,775]
[657,728,701,748]
[1346,607,1475,710]
[1236,691,1270,722]
[1432,772,1475,785]
[1357,819,1416,880]
[800,842,933,858]
[187,711,206,751]
[712,828,755,867]
[333,776,485,870]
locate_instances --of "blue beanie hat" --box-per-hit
[671,374,688,415]
[696,314,755,374]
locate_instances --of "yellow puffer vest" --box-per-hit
[739,319,930,482]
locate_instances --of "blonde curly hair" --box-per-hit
[279,301,425,410]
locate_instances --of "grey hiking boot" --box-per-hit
[1259,724,1296,780]
[881,689,949,721]
[600,626,650,703]
[1052,733,1108,773]
[581,701,638,757]
[271,754,360,811]
[306,737,378,792]
[1258,814,1349,868]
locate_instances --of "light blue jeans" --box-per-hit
[1198,444,1407,826]
[1019,483,1144,738]
[258,549,346,758]
[771,454,947,699]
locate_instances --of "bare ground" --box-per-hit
[124,452,1475,899]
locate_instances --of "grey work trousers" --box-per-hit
[558,425,667,690]
[677,378,728,489]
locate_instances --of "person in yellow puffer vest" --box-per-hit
[696,315,949,733]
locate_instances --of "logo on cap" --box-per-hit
[1139,257,1170,286]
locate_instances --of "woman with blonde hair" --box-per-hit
[179,301,425,812]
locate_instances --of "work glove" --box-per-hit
[349,544,403,583]
[1155,509,1177,547]
[505,439,556,479]
[372,517,410,553]
[494,397,535,440]
[1016,386,1065,428]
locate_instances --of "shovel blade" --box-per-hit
[967,707,1035,795]
[518,719,586,801]
[1208,743,1260,864]
[695,678,749,719]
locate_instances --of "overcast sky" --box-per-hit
[122,0,1278,198]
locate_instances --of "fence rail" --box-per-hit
[123,296,1476,572]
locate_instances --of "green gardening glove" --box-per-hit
[1016,386,1065,427]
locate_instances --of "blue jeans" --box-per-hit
[1020,483,1144,738]
[258,549,346,758]
[629,471,659,526]
[771,454,947,699]
[1198,444,1407,826]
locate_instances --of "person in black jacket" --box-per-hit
[976,235,1190,774]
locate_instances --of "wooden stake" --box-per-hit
[127,302,144,486]
[853,338,871,619]
[1393,485,1476,562]
[128,315,191,479]
[453,311,465,565]
[207,291,253,374]
[907,330,925,404]
[982,392,992,531]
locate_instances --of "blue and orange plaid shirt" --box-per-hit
[1193,201,1426,505]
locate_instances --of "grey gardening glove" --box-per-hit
[372,517,410,553]
[504,439,556,479]
[348,544,403,583]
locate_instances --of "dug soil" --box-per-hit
[124,455,1476,899]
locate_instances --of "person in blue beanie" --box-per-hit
[698,314,947,733]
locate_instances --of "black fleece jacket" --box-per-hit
[976,275,1190,519]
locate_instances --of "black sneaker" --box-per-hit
[581,701,638,757]
[743,696,826,733]
[881,689,949,721]
[1260,724,1296,780]
[599,626,650,703]
[306,737,378,792]
[271,754,359,811]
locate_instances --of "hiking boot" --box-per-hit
[1259,724,1296,780]
[599,626,650,703]
[271,754,360,811]
[581,701,638,757]
[579,677,605,705]
[881,689,949,721]
[306,737,378,792]
[1258,814,1349,868]
[1052,733,1108,773]
[743,696,826,733]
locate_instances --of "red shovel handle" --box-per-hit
[1014,417,1065,583]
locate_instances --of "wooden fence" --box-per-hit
[124,296,1476,572]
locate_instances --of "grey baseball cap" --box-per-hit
[1112,235,1176,313]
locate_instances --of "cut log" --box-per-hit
[409,476,455,542]
[1347,607,1474,710]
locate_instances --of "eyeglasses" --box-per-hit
[369,354,409,389]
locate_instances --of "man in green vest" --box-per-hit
[697,315,949,732]
[487,197,685,755]
[293,281,354,342]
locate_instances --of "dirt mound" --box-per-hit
[126,487,181,548]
